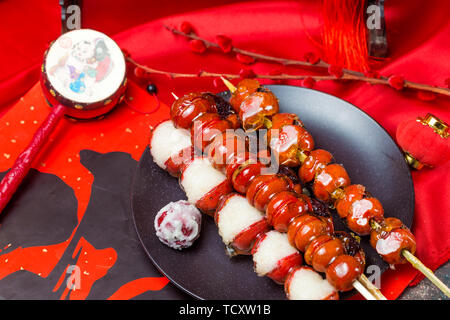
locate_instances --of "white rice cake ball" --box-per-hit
[286,267,337,300]
[253,231,297,276]
[217,194,265,245]
[150,120,191,169]
[180,157,226,205]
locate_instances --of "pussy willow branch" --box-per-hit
[128,56,340,81]
[164,25,450,97]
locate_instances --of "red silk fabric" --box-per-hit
[0,0,449,299]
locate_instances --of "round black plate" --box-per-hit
[131,85,414,300]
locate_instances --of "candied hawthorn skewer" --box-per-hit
[167,91,381,299]
[222,77,450,298]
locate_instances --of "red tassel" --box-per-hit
[321,0,369,72]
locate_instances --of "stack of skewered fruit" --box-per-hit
[149,80,449,299]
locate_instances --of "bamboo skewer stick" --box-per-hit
[220,76,449,299]
[402,250,450,298]
[217,77,384,301]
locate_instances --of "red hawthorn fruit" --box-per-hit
[189,39,207,53]
[328,65,343,78]
[236,53,255,65]
[302,77,315,88]
[388,75,405,90]
[304,52,320,64]
[417,91,437,101]
[216,35,233,53]
[180,21,194,34]
[239,68,256,79]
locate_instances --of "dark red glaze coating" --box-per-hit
[206,132,247,170]
[312,164,351,202]
[191,113,234,152]
[246,174,294,212]
[266,191,298,231]
[335,184,366,218]
[196,179,233,216]
[370,217,416,265]
[267,193,312,233]
[269,124,315,167]
[239,91,279,131]
[164,146,196,177]
[304,235,344,272]
[170,92,216,129]
[266,252,303,284]
[298,149,333,183]
[230,219,270,255]
[346,197,384,235]
[229,161,267,194]
[287,214,334,252]
[229,79,261,113]
[270,113,304,129]
[326,254,363,292]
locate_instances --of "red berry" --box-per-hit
[189,39,207,53]
[417,91,436,101]
[445,78,450,89]
[216,35,233,53]
[236,53,255,65]
[304,52,320,64]
[388,75,405,90]
[239,68,256,79]
[302,77,315,88]
[328,65,343,78]
[180,21,194,34]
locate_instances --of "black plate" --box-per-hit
[131,85,414,300]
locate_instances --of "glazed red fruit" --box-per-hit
[271,113,304,129]
[326,254,363,291]
[206,132,247,170]
[287,214,334,252]
[370,217,416,265]
[191,113,233,152]
[170,92,216,129]
[229,79,261,113]
[312,164,351,203]
[239,91,279,131]
[335,184,366,218]
[246,174,294,212]
[164,146,195,177]
[269,124,315,167]
[266,191,298,230]
[267,193,312,232]
[304,235,344,273]
[346,197,384,235]
[229,161,267,194]
[298,149,333,184]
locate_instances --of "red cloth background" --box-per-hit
[0,0,449,299]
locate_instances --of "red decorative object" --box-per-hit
[180,21,194,34]
[236,53,255,65]
[388,75,405,90]
[396,114,450,169]
[215,35,233,53]
[328,65,343,79]
[188,39,207,53]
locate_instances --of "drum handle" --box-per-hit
[0,104,66,213]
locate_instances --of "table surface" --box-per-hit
[399,261,449,300]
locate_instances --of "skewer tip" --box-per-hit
[220,76,237,93]
[171,92,179,100]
